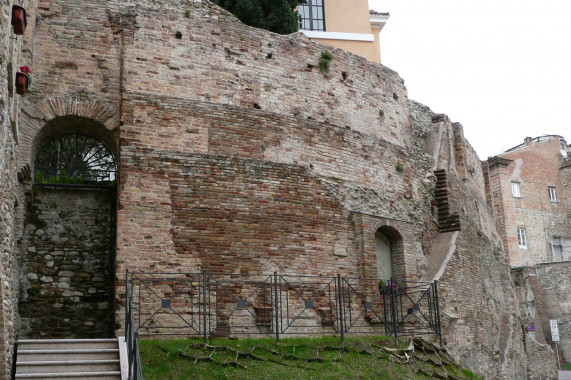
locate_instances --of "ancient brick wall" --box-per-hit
[2,0,559,378]
[19,187,115,338]
[116,1,427,282]
[418,109,529,378]
[16,0,122,170]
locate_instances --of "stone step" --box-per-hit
[16,359,120,374]
[15,371,121,379]
[17,339,118,350]
[17,349,119,362]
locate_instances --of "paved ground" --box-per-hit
[559,370,571,380]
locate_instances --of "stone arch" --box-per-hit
[18,97,119,171]
[373,225,405,283]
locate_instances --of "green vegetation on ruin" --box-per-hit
[212,0,303,34]
[139,336,481,379]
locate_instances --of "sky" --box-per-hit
[368,0,571,159]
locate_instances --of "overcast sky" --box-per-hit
[368,0,571,159]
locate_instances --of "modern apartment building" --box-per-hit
[298,0,389,63]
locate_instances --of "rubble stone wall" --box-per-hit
[0,0,35,376]
[18,187,115,338]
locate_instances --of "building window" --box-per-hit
[511,182,521,198]
[548,187,557,202]
[299,0,325,31]
[517,228,527,249]
[553,236,562,261]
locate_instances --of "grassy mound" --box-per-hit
[139,336,480,379]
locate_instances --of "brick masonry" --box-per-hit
[486,135,571,364]
[0,0,561,379]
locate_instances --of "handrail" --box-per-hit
[125,270,144,380]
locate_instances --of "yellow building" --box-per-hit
[298,0,389,63]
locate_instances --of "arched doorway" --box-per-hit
[375,230,392,280]
[19,118,117,338]
[374,226,404,282]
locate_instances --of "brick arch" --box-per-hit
[18,97,120,170]
[374,225,404,282]
[360,217,416,284]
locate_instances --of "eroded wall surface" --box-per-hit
[414,108,539,379]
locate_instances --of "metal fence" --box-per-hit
[126,270,442,344]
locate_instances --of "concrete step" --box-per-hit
[16,359,120,374]
[15,339,122,380]
[15,371,121,379]
[18,339,118,350]
[17,349,119,361]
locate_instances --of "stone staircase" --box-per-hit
[434,169,461,233]
[15,338,122,379]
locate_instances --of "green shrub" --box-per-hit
[318,50,333,74]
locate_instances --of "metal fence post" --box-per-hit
[274,272,280,343]
[337,274,345,343]
[202,269,208,344]
[391,277,398,342]
[433,280,443,346]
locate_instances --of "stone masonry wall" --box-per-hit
[0,0,35,376]
[19,187,115,338]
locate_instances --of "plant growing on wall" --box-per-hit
[318,50,333,74]
[212,0,304,34]
[35,170,85,185]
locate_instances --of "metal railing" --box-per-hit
[125,272,144,380]
[126,270,442,345]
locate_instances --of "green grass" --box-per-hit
[564,363,571,371]
[139,336,481,380]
